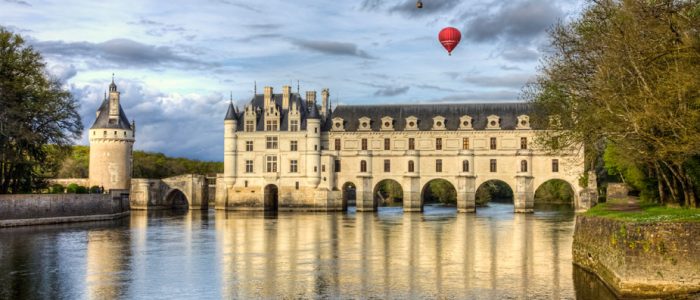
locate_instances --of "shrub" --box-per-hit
[50,184,64,194]
[66,183,80,193]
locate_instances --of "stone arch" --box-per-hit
[341,181,356,211]
[263,184,279,211]
[164,188,189,209]
[475,179,515,206]
[420,178,458,210]
[372,179,403,209]
[534,178,576,207]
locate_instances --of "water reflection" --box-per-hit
[0,203,620,298]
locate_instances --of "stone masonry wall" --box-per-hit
[573,215,700,297]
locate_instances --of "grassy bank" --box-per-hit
[585,199,700,223]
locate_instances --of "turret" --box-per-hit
[306,104,321,186]
[108,78,120,120]
[224,100,237,186]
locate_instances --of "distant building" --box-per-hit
[88,79,135,191]
[216,85,588,212]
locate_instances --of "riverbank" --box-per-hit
[573,198,700,298]
[0,190,130,227]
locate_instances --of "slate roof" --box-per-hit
[235,93,316,131]
[90,98,132,130]
[224,101,237,120]
[326,102,534,131]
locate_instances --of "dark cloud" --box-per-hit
[3,0,31,6]
[48,64,77,83]
[462,73,534,89]
[415,84,458,92]
[359,0,384,10]
[499,65,522,71]
[374,85,410,97]
[500,47,540,62]
[291,39,375,59]
[463,0,562,43]
[31,38,215,69]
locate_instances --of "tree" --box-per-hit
[525,0,700,207]
[0,28,82,193]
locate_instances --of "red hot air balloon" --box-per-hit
[438,27,461,56]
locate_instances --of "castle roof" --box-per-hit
[224,101,237,120]
[90,98,132,130]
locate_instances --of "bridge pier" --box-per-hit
[356,175,374,212]
[403,175,421,212]
[457,176,476,213]
[514,175,535,213]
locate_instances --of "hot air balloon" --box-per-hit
[438,27,461,56]
[416,1,423,8]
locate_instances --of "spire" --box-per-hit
[308,103,320,119]
[254,81,257,95]
[109,73,117,92]
[225,100,236,120]
[297,80,300,94]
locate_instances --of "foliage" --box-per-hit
[57,145,89,178]
[534,180,574,203]
[49,183,64,194]
[0,28,82,193]
[423,179,456,205]
[375,180,403,205]
[525,0,700,207]
[585,199,700,222]
[476,181,513,205]
[89,185,101,193]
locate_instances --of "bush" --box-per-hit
[90,186,101,194]
[49,184,64,194]
[66,183,80,193]
[75,185,88,194]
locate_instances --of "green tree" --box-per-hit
[525,0,700,207]
[0,28,82,193]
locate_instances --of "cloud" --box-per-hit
[48,64,78,83]
[128,18,187,37]
[388,0,461,17]
[3,0,31,7]
[245,23,281,30]
[463,0,562,43]
[462,73,534,89]
[212,0,262,13]
[415,84,458,92]
[359,0,384,11]
[290,39,375,59]
[500,47,540,62]
[374,85,410,97]
[31,38,215,69]
[424,90,521,103]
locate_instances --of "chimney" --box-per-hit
[282,85,292,110]
[263,86,273,110]
[306,91,316,108]
[321,88,329,117]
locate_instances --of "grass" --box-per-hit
[584,199,700,222]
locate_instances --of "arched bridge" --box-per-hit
[130,174,208,210]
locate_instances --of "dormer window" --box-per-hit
[432,116,446,130]
[405,116,418,130]
[459,115,473,130]
[331,117,345,131]
[381,116,394,131]
[487,115,501,130]
[358,117,371,131]
[517,115,530,129]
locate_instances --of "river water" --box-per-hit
[0,203,618,299]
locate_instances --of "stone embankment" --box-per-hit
[0,190,130,227]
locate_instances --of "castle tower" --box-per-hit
[223,100,238,186]
[88,78,135,191]
[306,99,321,186]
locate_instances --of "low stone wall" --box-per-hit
[0,190,130,227]
[606,183,629,200]
[573,215,700,297]
[47,178,90,187]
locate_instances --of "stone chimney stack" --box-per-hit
[282,85,292,110]
[321,88,329,117]
[264,86,273,110]
[306,91,316,108]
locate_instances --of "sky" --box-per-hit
[1,0,585,161]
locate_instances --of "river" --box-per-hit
[0,203,618,299]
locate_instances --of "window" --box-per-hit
[334,160,341,172]
[266,156,278,172]
[314,145,318,151]
[521,137,528,150]
[334,138,341,151]
[290,120,299,132]
[361,138,368,150]
[521,160,528,172]
[436,138,442,150]
[436,159,442,172]
[462,160,469,172]
[290,160,298,173]
[384,138,390,150]
[314,127,317,133]
[266,120,278,131]
[295,182,299,190]
[360,160,367,172]
[245,180,248,187]
[103,130,106,137]
[408,138,415,150]
[408,160,415,172]
[245,160,253,173]
[490,137,497,150]
[552,159,559,172]
[246,141,253,151]
[266,136,278,149]
[245,120,254,132]
[463,138,469,150]
[290,140,298,151]
[322,165,326,172]
[384,159,391,172]
[490,159,497,172]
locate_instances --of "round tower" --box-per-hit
[306,95,321,186]
[88,78,135,191]
[223,99,238,186]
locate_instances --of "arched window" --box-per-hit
[462,160,469,172]
[521,160,528,172]
[360,160,367,173]
[408,160,415,172]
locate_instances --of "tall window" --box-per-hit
[490,159,497,172]
[436,159,443,172]
[361,138,368,150]
[266,136,278,149]
[552,159,559,172]
[334,138,341,151]
[245,120,254,132]
[384,159,391,172]
[408,160,415,172]
[521,137,528,150]
[360,160,367,172]
[462,160,469,172]
[290,140,298,151]
[245,141,253,151]
[521,160,528,172]
[245,160,253,173]
[436,138,442,150]
[290,120,299,132]
[384,138,390,150]
[463,138,469,150]
[334,160,341,172]
[266,156,278,172]
[408,138,415,150]
[490,137,497,150]
[266,120,278,131]
[290,160,298,173]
